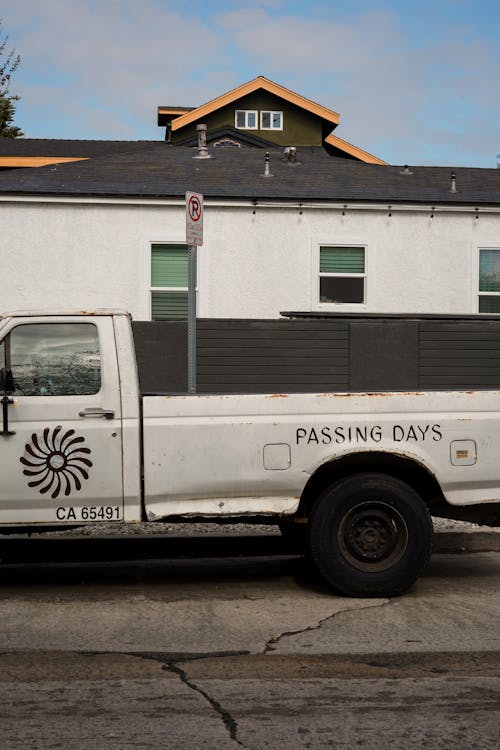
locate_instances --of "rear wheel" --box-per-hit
[309,473,433,597]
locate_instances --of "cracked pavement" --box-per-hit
[0,549,499,748]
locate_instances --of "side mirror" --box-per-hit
[0,367,15,394]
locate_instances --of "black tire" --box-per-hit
[309,473,433,597]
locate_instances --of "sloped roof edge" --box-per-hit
[325,133,387,165]
[0,156,89,168]
[170,75,340,132]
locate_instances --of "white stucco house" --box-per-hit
[0,77,499,320]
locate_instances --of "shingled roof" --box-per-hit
[0,138,161,157]
[0,138,163,168]
[0,144,498,206]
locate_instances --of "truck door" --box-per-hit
[0,316,124,526]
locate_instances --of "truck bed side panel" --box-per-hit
[142,390,500,519]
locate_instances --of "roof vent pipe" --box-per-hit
[283,146,301,165]
[193,124,211,159]
[449,170,457,193]
[261,151,273,178]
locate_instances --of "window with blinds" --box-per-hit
[479,249,500,312]
[151,244,188,319]
[319,246,365,304]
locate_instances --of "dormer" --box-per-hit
[157,75,386,164]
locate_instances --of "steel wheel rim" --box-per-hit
[338,501,409,572]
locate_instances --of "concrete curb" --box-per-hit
[433,530,500,554]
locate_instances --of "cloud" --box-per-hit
[8,0,231,137]
[3,0,499,165]
[214,5,500,166]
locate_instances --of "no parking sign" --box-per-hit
[185,191,203,246]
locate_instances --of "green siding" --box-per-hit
[172,91,325,146]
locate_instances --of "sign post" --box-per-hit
[185,191,203,394]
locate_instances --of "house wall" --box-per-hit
[172,92,324,146]
[0,198,498,319]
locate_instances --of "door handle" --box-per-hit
[79,407,115,420]
[1,395,15,436]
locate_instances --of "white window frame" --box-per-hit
[235,110,258,130]
[477,246,500,313]
[260,110,283,130]
[312,243,368,310]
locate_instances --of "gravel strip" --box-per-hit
[24,516,485,538]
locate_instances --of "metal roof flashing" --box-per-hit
[280,311,500,320]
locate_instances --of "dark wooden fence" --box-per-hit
[132,315,500,395]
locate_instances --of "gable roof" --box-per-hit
[158,76,387,163]
[165,76,341,133]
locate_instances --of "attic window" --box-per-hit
[261,111,283,130]
[235,110,257,129]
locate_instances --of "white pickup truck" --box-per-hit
[1,310,499,596]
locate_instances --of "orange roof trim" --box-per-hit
[0,156,89,168]
[324,134,387,165]
[157,107,193,116]
[171,75,340,132]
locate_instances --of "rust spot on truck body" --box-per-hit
[317,391,412,399]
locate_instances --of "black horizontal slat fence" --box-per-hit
[132,317,500,395]
[418,321,500,389]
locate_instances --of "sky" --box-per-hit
[1,0,499,168]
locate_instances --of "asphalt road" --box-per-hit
[0,535,498,749]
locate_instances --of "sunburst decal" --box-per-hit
[20,426,93,499]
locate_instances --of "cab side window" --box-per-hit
[8,323,101,396]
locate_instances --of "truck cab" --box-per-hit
[0,311,141,526]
